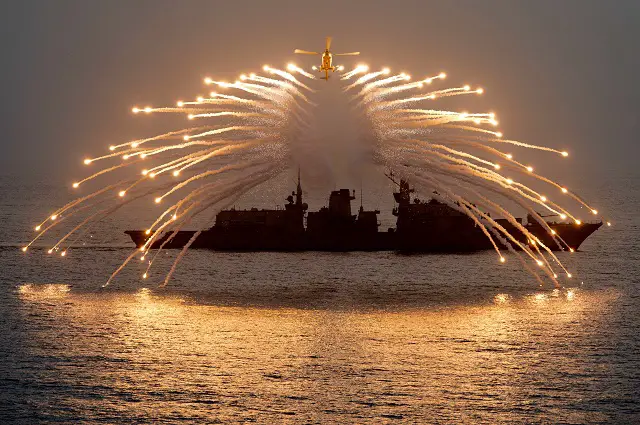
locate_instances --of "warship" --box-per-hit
[126,173,602,252]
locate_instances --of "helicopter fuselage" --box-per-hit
[320,50,335,80]
[321,51,333,71]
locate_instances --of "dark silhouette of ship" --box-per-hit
[126,172,602,252]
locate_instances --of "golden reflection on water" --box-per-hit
[18,283,71,299]
[15,284,618,422]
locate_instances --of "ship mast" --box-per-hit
[359,176,363,211]
[296,167,303,206]
[385,170,413,206]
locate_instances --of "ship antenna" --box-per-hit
[296,166,302,206]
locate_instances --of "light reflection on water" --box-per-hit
[4,281,633,423]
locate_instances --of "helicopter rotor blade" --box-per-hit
[294,49,320,55]
[326,36,332,51]
[334,52,361,56]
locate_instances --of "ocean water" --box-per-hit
[1,173,639,423]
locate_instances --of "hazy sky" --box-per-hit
[1,0,638,182]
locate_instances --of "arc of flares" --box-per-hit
[23,61,606,289]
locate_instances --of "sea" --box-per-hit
[0,171,638,424]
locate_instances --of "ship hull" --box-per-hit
[125,221,601,252]
[126,179,602,253]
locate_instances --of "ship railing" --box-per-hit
[546,219,603,226]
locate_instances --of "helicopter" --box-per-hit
[294,36,360,80]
